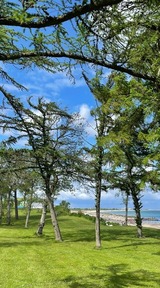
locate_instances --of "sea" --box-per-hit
[101,210,160,224]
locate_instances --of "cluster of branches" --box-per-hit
[0,0,159,247]
[0,88,90,240]
[0,0,160,92]
[0,71,159,245]
[84,72,159,242]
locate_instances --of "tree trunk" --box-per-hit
[7,190,12,225]
[132,192,143,237]
[23,192,27,208]
[95,187,101,248]
[95,146,103,249]
[25,202,32,228]
[0,194,3,224]
[14,189,19,220]
[37,201,47,235]
[46,194,63,242]
[124,194,129,226]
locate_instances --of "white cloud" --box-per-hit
[53,77,84,90]
[101,190,119,200]
[57,186,120,202]
[23,68,85,97]
[58,188,93,201]
[0,66,85,102]
[0,128,12,137]
[0,83,20,92]
[79,104,91,119]
[78,103,96,137]
[143,189,160,200]
[85,120,96,137]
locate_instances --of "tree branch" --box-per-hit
[0,0,122,28]
[0,51,156,82]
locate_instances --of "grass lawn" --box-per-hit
[0,210,159,288]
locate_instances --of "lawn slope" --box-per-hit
[0,211,159,288]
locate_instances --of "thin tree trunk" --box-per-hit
[23,192,26,208]
[25,202,32,228]
[124,194,129,226]
[95,187,101,248]
[7,190,12,225]
[95,146,103,249]
[14,189,19,220]
[46,194,62,242]
[0,194,3,224]
[37,201,47,235]
[132,192,143,237]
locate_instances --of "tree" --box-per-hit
[0,0,159,96]
[88,1,160,83]
[0,147,33,222]
[0,175,8,224]
[91,110,107,248]
[0,147,8,224]
[84,71,159,238]
[0,148,21,224]
[83,73,113,248]
[0,91,84,241]
[37,198,48,236]
[98,73,159,237]
[0,172,17,225]
[18,170,40,228]
[55,200,71,216]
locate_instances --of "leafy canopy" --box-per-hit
[0,0,160,90]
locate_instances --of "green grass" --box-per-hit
[0,211,160,288]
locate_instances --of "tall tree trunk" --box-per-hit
[124,193,129,226]
[14,189,19,220]
[95,185,101,248]
[46,194,62,242]
[95,146,103,249]
[132,192,143,237]
[7,190,12,225]
[37,200,47,235]
[25,202,32,228]
[0,194,3,224]
[23,192,26,208]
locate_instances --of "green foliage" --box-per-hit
[0,0,160,90]
[85,72,159,236]
[70,211,96,223]
[0,95,85,209]
[55,201,71,215]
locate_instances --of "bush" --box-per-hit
[55,200,71,216]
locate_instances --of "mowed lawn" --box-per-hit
[0,211,160,288]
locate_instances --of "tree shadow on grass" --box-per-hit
[62,229,95,242]
[62,216,160,242]
[152,251,160,256]
[101,226,160,241]
[142,227,160,239]
[61,226,138,243]
[63,263,160,288]
[107,239,160,250]
[61,222,160,243]
[0,233,56,248]
[0,238,45,248]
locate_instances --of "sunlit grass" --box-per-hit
[0,210,159,287]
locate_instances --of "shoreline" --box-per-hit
[73,210,160,229]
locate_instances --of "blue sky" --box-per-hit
[0,63,160,210]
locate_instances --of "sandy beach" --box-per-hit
[80,210,160,229]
